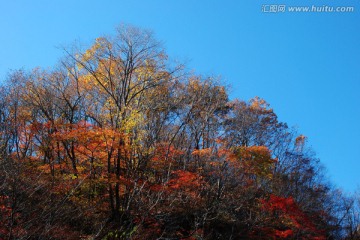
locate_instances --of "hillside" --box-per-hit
[0,25,359,240]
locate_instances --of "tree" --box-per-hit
[0,24,354,239]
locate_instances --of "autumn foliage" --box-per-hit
[0,25,358,239]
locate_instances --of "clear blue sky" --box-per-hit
[1,0,359,192]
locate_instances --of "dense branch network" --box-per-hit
[0,25,359,240]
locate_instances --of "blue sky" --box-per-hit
[1,0,359,192]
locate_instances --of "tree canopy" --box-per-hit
[0,25,359,240]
